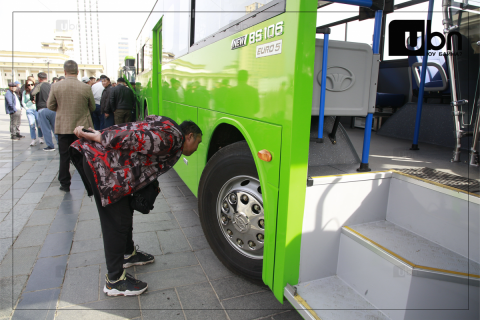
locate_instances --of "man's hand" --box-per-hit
[73,126,102,143]
[105,113,109,118]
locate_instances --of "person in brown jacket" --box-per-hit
[47,60,96,192]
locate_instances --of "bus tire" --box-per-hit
[198,141,264,281]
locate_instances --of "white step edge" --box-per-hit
[309,170,392,186]
[342,225,480,286]
[284,284,320,320]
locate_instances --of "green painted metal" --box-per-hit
[134,0,318,302]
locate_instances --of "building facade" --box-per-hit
[118,38,129,68]
[76,0,102,65]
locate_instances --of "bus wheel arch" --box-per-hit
[207,123,246,161]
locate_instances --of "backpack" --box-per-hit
[130,180,160,214]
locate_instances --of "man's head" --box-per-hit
[117,77,126,86]
[58,76,65,81]
[89,76,96,85]
[63,60,78,76]
[52,77,58,83]
[179,120,202,156]
[81,76,90,85]
[102,77,111,88]
[14,81,21,89]
[8,82,16,92]
[111,81,116,87]
[97,75,107,83]
[38,72,48,83]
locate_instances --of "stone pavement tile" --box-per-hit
[151,197,172,213]
[0,219,28,240]
[58,265,100,308]
[137,265,206,291]
[0,199,18,213]
[16,192,44,205]
[11,170,28,179]
[34,174,56,183]
[132,211,173,224]
[4,204,37,221]
[26,209,56,226]
[210,276,268,301]
[178,185,195,197]
[0,275,28,319]
[187,235,210,252]
[140,288,185,320]
[0,184,11,196]
[132,232,162,256]
[57,199,82,215]
[13,225,49,248]
[0,188,27,200]
[133,219,179,234]
[0,246,41,278]
[63,189,85,201]
[182,225,204,239]
[134,251,198,274]
[68,250,105,269]
[12,288,60,320]
[18,172,40,182]
[49,213,78,234]
[26,182,50,193]
[71,238,104,254]
[39,232,74,258]
[74,220,102,241]
[0,167,12,174]
[167,200,198,212]
[35,195,63,210]
[70,180,86,190]
[271,310,304,320]
[24,255,68,292]
[172,209,200,228]
[0,211,7,222]
[43,186,65,197]
[158,180,185,188]
[0,238,13,263]
[13,179,35,190]
[176,281,227,320]
[222,291,294,320]
[156,229,191,254]
[56,295,140,320]
[78,205,99,221]
[195,248,233,281]
[161,186,184,198]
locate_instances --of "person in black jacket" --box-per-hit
[100,77,114,128]
[32,72,58,151]
[110,77,135,125]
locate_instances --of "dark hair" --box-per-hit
[37,72,47,79]
[52,77,58,82]
[104,77,110,81]
[25,79,34,93]
[64,60,78,74]
[179,120,202,138]
[58,76,65,80]
[89,76,96,80]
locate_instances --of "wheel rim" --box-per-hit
[216,175,264,260]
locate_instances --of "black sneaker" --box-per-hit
[103,271,148,296]
[15,134,25,139]
[10,136,20,140]
[43,147,55,152]
[123,246,155,268]
[59,185,70,192]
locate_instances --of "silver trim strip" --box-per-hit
[284,285,319,320]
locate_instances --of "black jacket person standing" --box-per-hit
[110,78,135,125]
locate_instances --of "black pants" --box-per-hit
[58,134,79,188]
[83,156,135,281]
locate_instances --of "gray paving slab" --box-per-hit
[0,219,28,240]
[49,213,79,234]
[63,189,85,201]
[0,246,41,278]
[176,281,227,320]
[43,186,65,197]
[71,238,104,254]
[140,288,185,320]
[195,248,233,281]
[12,289,60,320]
[39,232,74,258]
[78,205,99,221]
[70,180,86,190]
[133,219,179,234]
[178,185,195,197]
[172,209,200,228]
[58,265,100,308]
[157,229,191,254]
[182,225,205,238]
[0,275,28,319]
[137,265,207,291]
[56,199,82,215]
[68,249,105,269]
[34,174,56,183]
[13,225,49,248]
[271,310,304,320]
[187,235,210,252]
[132,211,173,224]
[0,238,13,264]
[55,295,141,320]
[16,192,44,205]
[0,199,18,213]
[74,219,102,241]
[211,275,268,301]
[24,255,68,292]
[13,179,35,190]
[26,209,56,227]
[134,251,198,274]
[0,188,27,200]
[151,197,171,213]
[222,291,294,320]
[161,186,184,198]
[132,231,162,256]
[35,195,64,210]
[4,204,37,221]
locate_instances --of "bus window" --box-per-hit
[163,0,189,62]
[194,0,275,44]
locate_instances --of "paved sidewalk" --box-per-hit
[0,113,300,320]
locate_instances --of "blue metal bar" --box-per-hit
[318,33,330,140]
[359,10,383,170]
[411,0,435,149]
[330,0,373,8]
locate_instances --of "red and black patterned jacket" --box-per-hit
[70,115,184,207]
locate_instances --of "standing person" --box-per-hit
[91,75,106,130]
[110,78,135,125]
[58,76,65,82]
[33,72,56,151]
[5,82,24,140]
[19,76,36,97]
[52,77,59,84]
[111,81,116,87]
[70,116,202,296]
[22,79,44,146]
[89,76,96,86]
[47,60,95,192]
[100,77,114,128]
[81,77,91,85]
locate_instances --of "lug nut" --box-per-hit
[227,229,233,237]
[248,240,256,248]
[257,233,264,241]
[259,219,265,228]
[252,204,261,213]
[229,193,237,203]
[223,202,228,209]
[241,195,249,203]
[237,239,244,246]
[221,216,227,223]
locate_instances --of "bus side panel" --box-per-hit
[172,103,198,194]
[197,108,282,288]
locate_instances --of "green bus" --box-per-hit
[125,0,479,318]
